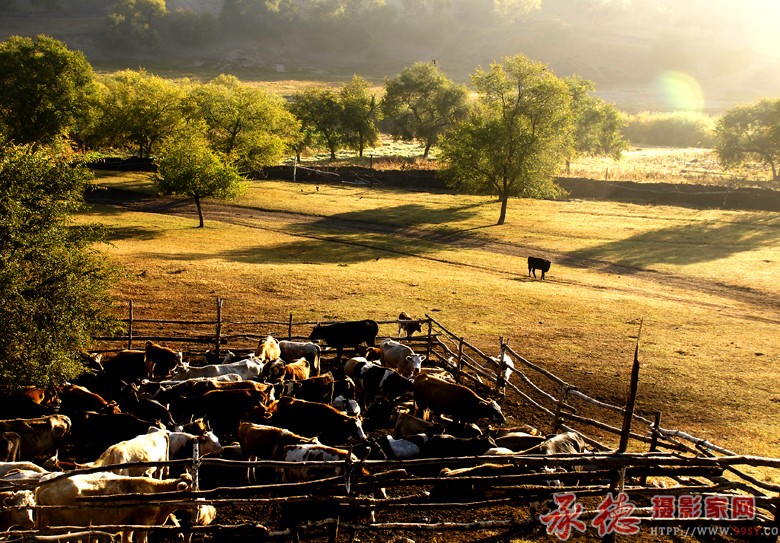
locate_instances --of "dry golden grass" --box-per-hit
[83,173,780,465]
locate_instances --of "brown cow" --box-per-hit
[145,341,183,379]
[413,374,505,425]
[283,357,311,381]
[0,415,71,460]
[58,384,121,415]
[397,312,423,337]
[36,472,193,543]
[101,349,148,380]
[237,422,317,484]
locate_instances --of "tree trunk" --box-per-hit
[423,141,432,159]
[194,194,204,228]
[497,193,508,225]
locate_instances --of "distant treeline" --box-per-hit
[623,112,717,148]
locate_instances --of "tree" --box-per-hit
[0,145,119,389]
[715,98,780,181]
[380,61,469,158]
[439,54,573,225]
[0,35,97,145]
[565,75,628,169]
[289,88,344,160]
[108,0,168,46]
[186,74,299,173]
[339,75,380,157]
[155,125,245,228]
[98,69,187,158]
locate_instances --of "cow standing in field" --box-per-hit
[527,256,551,280]
[379,339,426,377]
[397,312,422,337]
[413,373,505,426]
[309,319,379,359]
[279,340,321,376]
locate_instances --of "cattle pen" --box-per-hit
[8,299,779,543]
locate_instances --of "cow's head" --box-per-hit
[483,399,506,425]
[406,354,426,375]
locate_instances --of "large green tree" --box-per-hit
[289,88,344,160]
[0,145,118,389]
[565,75,628,168]
[98,69,187,158]
[439,54,572,225]
[715,98,780,181]
[0,35,96,145]
[155,125,245,228]
[108,0,168,46]
[186,74,299,173]
[339,75,380,157]
[380,62,469,158]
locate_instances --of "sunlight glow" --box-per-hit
[656,71,705,112]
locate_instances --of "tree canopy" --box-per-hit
[439,54,572,225]
[380,62,469,158]
[0,145,119,389]
[290,88,345,160]
[565,75,628,164]
[97,69,187,158]
[715,98,780,181]
[0,35,97,145]
[339,75,380,157]
[155,125,245,228]
[186,74,299,173]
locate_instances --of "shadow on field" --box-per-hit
[560,216,780,272]
[219,202,492,265]
[104,225,162,242]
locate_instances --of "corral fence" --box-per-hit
[12,299,778,542]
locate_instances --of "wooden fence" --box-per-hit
[21,299,778,542]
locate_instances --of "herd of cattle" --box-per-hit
[0,316,586,542]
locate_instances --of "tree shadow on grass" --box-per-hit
[103,225,162,242]
[559,216,780,274]
[151,202,496,266]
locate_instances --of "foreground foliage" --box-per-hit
[0,146,119,389]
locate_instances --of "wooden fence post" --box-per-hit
[214,297,223,356]
[425,318,433,361]
[288,313,293,340]
[455,338,464,382]
[496,337,507,397]
[127,300,134,350]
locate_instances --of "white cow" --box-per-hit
[171,358,263,381]
[91,428,222,478]
[379,339,426,377]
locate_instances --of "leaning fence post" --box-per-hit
[455,338,464,382]
[288,313,294,340]
[127,300,134,350]
[214,297,223,356]
[426,318,433,362]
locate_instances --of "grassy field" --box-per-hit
[86,169,780,472]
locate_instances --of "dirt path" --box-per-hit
[87,187,780,326]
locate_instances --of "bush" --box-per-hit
[623,111,716,147]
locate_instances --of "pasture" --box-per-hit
[84,171,780,470]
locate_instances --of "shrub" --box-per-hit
[623,111,716,147]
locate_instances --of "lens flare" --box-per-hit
[656,71,705,111]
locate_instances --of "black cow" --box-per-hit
[356,363,414,406]
[418,433,496,459]
[527,256,551,280]
[309,319,379,359]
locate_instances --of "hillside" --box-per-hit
[1,1,779,113]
